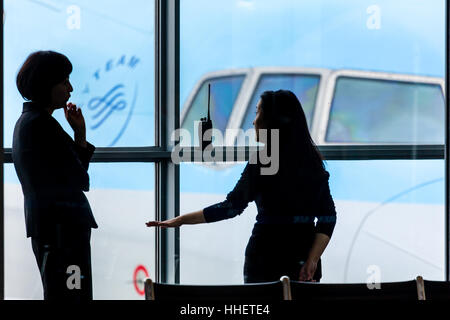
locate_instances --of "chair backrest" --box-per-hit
[145,276,427,301]
[280,276,292,300]
[144,277,290,301]
[416,276,426,300]
[290,278,422,301]
[423,279,450,300]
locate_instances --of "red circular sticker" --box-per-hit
[133,265,149,296]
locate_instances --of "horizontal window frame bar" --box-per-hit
[1,144,445,163]
[318,144,445,160]
[91,147,171,162]
[1,147,171,163]
[175,145,445,161]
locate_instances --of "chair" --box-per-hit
[422,279,450,300]
[289,276,426,301]
[144,276,291,300]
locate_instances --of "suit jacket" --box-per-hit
[12,102,98,238]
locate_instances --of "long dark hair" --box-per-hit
[259,89,325,173]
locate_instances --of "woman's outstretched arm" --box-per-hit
[146,162,257,228]
[145,210,205,228]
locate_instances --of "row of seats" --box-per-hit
[144,276,450,300]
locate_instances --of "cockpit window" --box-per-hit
[181,75,245,142]
[326,77,445,144]
[241,74,320,131]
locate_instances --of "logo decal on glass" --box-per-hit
[80,55,139,146]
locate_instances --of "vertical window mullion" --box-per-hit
[445,0,449,282]
[156,0,180,284]
[0,0,4,301]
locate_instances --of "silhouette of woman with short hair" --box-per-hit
[13,51,98,300]
[146,89,336,283]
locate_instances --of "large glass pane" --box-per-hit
[4,0,155,147]
[4,163,156,300]
[180,162,249,284]
[181,0,445,142]
[180,0,445,285]
[323,160,445,283]
[326,78,445,144]
[180,160,445,284]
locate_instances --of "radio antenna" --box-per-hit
[207,83,211,121]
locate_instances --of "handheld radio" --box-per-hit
[198,83,213,152]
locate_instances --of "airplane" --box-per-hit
[2,0,446,299]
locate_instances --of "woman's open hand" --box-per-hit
[146,217,182,228]
[146,211,205,228]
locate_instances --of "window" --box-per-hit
[3,0,156,300]
[324,159,444,282]
[180,162,249,284]
[4,163,156,299]
[181,75,245,144]
[179,0,446,285]
[326,77,445,144]
[2,0,448,300]
[4,0,155,147]
[241,74,320,132]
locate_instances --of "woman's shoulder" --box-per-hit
[16,110,47,131]
[17,112,64,145]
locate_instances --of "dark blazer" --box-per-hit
[12,102,98,238]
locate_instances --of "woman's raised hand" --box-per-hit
[65,103,86,135]
[65,102,87,147]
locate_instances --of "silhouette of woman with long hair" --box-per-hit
[146,89,337,283]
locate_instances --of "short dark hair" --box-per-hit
[16,51,72,104]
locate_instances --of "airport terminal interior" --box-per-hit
[1,0,450,301]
